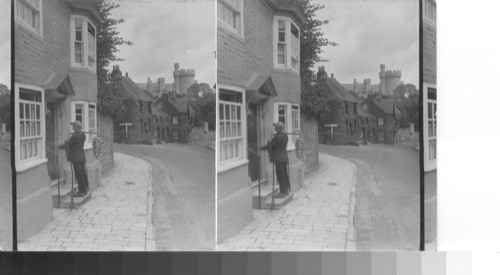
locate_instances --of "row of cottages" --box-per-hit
[316,67,400,145]
[14,0,102,240]
[156,94,195,144]
[217,0,307,242]
[110,66,171,144]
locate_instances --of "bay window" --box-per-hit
[71,102,98,149]
[274,16,300,72]
[274,102,300,150]
[217,0,243,36]
[15,84,46,171]
[219,90,244,164]
[15,0,42,36]
[71,15,97,72]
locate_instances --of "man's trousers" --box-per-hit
[72,161,89,194]
[275,162,290,195]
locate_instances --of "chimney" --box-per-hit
[317,66,328,82]
[125,72,128,78]
[331,73,334,78]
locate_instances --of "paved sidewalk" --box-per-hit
[217,154,357,251]
[18,153,155,251]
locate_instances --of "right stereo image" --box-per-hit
[216,0,436,251]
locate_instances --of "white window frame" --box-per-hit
[274,102,300,150]
[71,101,97,150]
[70,15,97,72]
[217,0,244,37]
[173,115,179,125]
[15,0,43,37]
[424,0,436,28]
[14,83,47,172]
[378,117,384,126]
[217,84,247,172]
[273,16,300,72]
[423,82,437,171]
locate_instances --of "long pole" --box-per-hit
[70,163,74,210]
[271,164,275,211]
[258,155,261,210]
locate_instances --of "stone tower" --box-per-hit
[379,64,401,96]
[173,63,196,95]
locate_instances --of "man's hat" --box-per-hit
[70,121,82,129]
[273,122,285,130]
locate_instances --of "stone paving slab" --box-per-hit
[217,154,357,251]
[18,153,155,251]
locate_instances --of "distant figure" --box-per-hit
[60,121,89,197]
[401,136,405,145]
[261,122,290,198]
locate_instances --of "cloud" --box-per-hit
[110,1,215,85]
[315,0,419,85]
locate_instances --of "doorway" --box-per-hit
[247,103,260,182]
[46,102,57,181]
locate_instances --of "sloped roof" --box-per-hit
[152,104,169,117]
[376,99,395,115]
[316,77,359,103]
[116,76,152,102]
[358,106,375,119]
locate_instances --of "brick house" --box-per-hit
[110,66,171,144]
[315,67,365,145]
[156,94,194,143]
[361,94,400,144]
[14,0,102,240]
[217,0,306,242]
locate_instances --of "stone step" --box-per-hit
[260,193,294,210]
[252,181,280,209]
[60,192,92,209]
[51,178,81,208]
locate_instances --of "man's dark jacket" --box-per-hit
[262,132,289,164]
[66,131,86,163]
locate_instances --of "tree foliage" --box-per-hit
[0,85,10,129]
[96,1,132,116]
[189,83,216,130]
[393,83,419,129]
[298,0,337,117]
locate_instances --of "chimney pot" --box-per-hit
[125,72,128,78]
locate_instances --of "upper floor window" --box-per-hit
[15,0,42,36]
[424,0,436,27]
[173,116,179,125]
[217,0,243,36]
[71,15,97,72]
[423,83,437,171]
[274,16,300,72]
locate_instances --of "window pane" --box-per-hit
[231,105,235,120]
[226,122,230,137]
[428,103,432,119]
[20,103,24,119]
[237,106,241,120]
[219,104,224,120]
[20,121,25,138]
[220,122,224,138]
[429,140,436,160]
[225,105,230,120]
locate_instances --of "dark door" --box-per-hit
[46,103,57,180]
[247,103,260,182]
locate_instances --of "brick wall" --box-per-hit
[15,0,71,86]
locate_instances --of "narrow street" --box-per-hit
[321,144,426,250]
[115,143,215,251]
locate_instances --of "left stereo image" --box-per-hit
[7,0,216,251]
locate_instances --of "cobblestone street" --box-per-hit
[18,153,155,251]
[217,154,356,251]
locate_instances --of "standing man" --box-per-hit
[61,121,89,197]
[261,122,290,198]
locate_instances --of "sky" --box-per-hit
[314,0,419,86]
[0,0,10,88]
[109,0,215,86]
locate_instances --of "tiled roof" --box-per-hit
[358,106,375,118]
[116,76,152,102]
[316,77,359,103]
